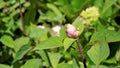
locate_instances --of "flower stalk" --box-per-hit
[76,39,87,68]
[19,0,26,35]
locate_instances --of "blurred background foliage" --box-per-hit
[0,0,120,68]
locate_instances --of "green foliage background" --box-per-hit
[0,0,120,68]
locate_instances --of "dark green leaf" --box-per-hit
[13,44,31,63]
[24,5,36,24]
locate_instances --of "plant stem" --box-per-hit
[75,39,87,68]
[19,0,26,35]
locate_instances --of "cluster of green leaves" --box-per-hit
[0,0,120,68]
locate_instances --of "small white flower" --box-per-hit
[50,25,61,36]
[38,25,45,29]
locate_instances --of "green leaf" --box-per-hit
[90,65,108,68]
[72,16,84,34]
[0,35,14,48]
[23,59,42,68]
[103,57,117,64]
[0,64,11,68]
[47,3,62,19]
[118,0,120,4]
[36,50,50,66]
[71,0,85,9]
[116,48,120,61]
[72,58,79,68]
[39,29,49,41]
[35,37,63,50]
[14,37,30,52]
[24,5,36,24]
[63,38,75,52]
[57,62,73,68]
[94,0,103,9]
[87,42,110,65]
[105,30,120,42]
[60,27,67,39]
[0,0,6,9]
[29,28,45,40]
[90,31,106,43]
[101,0,117,17]
[48,52,62,68]
[90,30,120,43]
[13,44,31,63]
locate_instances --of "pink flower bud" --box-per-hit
[66,24,80,38]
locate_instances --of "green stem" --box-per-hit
[75,39,87,68]
[19,0,26,35]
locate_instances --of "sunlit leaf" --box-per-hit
[48,52,62,68]
[57,62,73,68]
[90,30,120,43]
[23,59,42,68]
[0,35,14,48]
[35,37,63,50]
[0,64,11,68]
[14,37,30,52]
[72,16,84,34]
[87,42,110,65]
[63,38,75,52]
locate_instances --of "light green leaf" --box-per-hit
[57,62,73,68]
[101,0,117,16]
[90,31,106,43]
[14,37,30,52]
[0,35,14,48]
[72,16,84,34]
[0,64,11,68]
[23,59,42,68]
[94,0,103,9]
[0,0,6,9]
[105,30,120,42]
[36,50,50,66]
[35,37,63,50]
[87,42,110,65]
[47,3,62,18]
[90,30,120,43]
[116,48,120,61]
[90,65,108,68]
[72,58,79,68]
[60,27,67,39]
[29,28,45,40]
[63,38,75,52]
[13,44,31,63]
[39,29,49,41]
[103,57,117,64]
[48,52,62,68]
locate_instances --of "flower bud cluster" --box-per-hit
[80,6,100,25]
